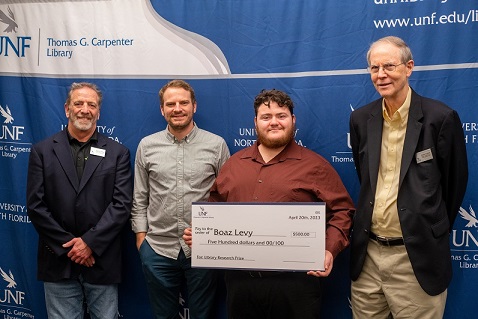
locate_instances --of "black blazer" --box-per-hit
[27,129,132,284]
[349,89,468,295]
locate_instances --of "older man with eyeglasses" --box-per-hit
[349,36,468,319]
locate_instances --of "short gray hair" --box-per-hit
[65,82,103,108]
[366,36,413,65]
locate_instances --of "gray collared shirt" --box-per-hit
[131,124,230,259]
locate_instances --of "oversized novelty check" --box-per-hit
[191,203,325,271]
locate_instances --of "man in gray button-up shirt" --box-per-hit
[131,79,230,319]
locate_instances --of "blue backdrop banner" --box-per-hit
[0,0,476,318]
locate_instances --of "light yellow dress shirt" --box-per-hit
[371,88,412,237]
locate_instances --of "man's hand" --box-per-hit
[307,250,333,277]
[62,237,95,267]
[183,227,192,247]
[136,232,146,250]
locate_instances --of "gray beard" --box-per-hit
[72,118,93,131]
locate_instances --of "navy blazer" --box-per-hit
[349,89,468,296]
[27,129,132,284]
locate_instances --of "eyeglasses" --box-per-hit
[367,63,404,74]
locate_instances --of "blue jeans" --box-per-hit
[139,240,217,319]
[44,275,118,319]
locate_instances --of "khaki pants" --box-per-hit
[351,239,447,319]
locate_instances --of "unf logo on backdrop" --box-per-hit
[0,105,13,124]
[453,205,478,247]
[331,104,354,164]
[0,104,24,141]
[0,7,17,33]
[452,205,478,268]
[0,267,25,305]
[0,6,31,58]
[0,267,34,319]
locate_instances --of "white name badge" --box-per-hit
[90,147,106,157]
[416,148,433,163]
[191,202,326,271]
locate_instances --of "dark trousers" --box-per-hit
[139,241,217,319]
[225,270,322,319]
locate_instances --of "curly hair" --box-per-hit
[253,89,294,116]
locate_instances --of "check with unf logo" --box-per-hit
[191,202,326,271]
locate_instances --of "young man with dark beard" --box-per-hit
[184,89,354,319]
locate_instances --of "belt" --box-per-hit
[369,232,404,246]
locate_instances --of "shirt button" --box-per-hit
[258,180,263,183]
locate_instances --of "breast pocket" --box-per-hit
[189,150,217,190]
[414,147,439,194]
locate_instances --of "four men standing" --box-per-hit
[27,36,469,318]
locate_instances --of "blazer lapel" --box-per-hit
[367,102,383,194]
[400,92,423,188]
[53,131,79,191]
[78,135,107,192]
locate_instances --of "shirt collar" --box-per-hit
[242,140,302,163]
[382,86,412,123]
[165,122,198,143]
[65,127,98,144]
